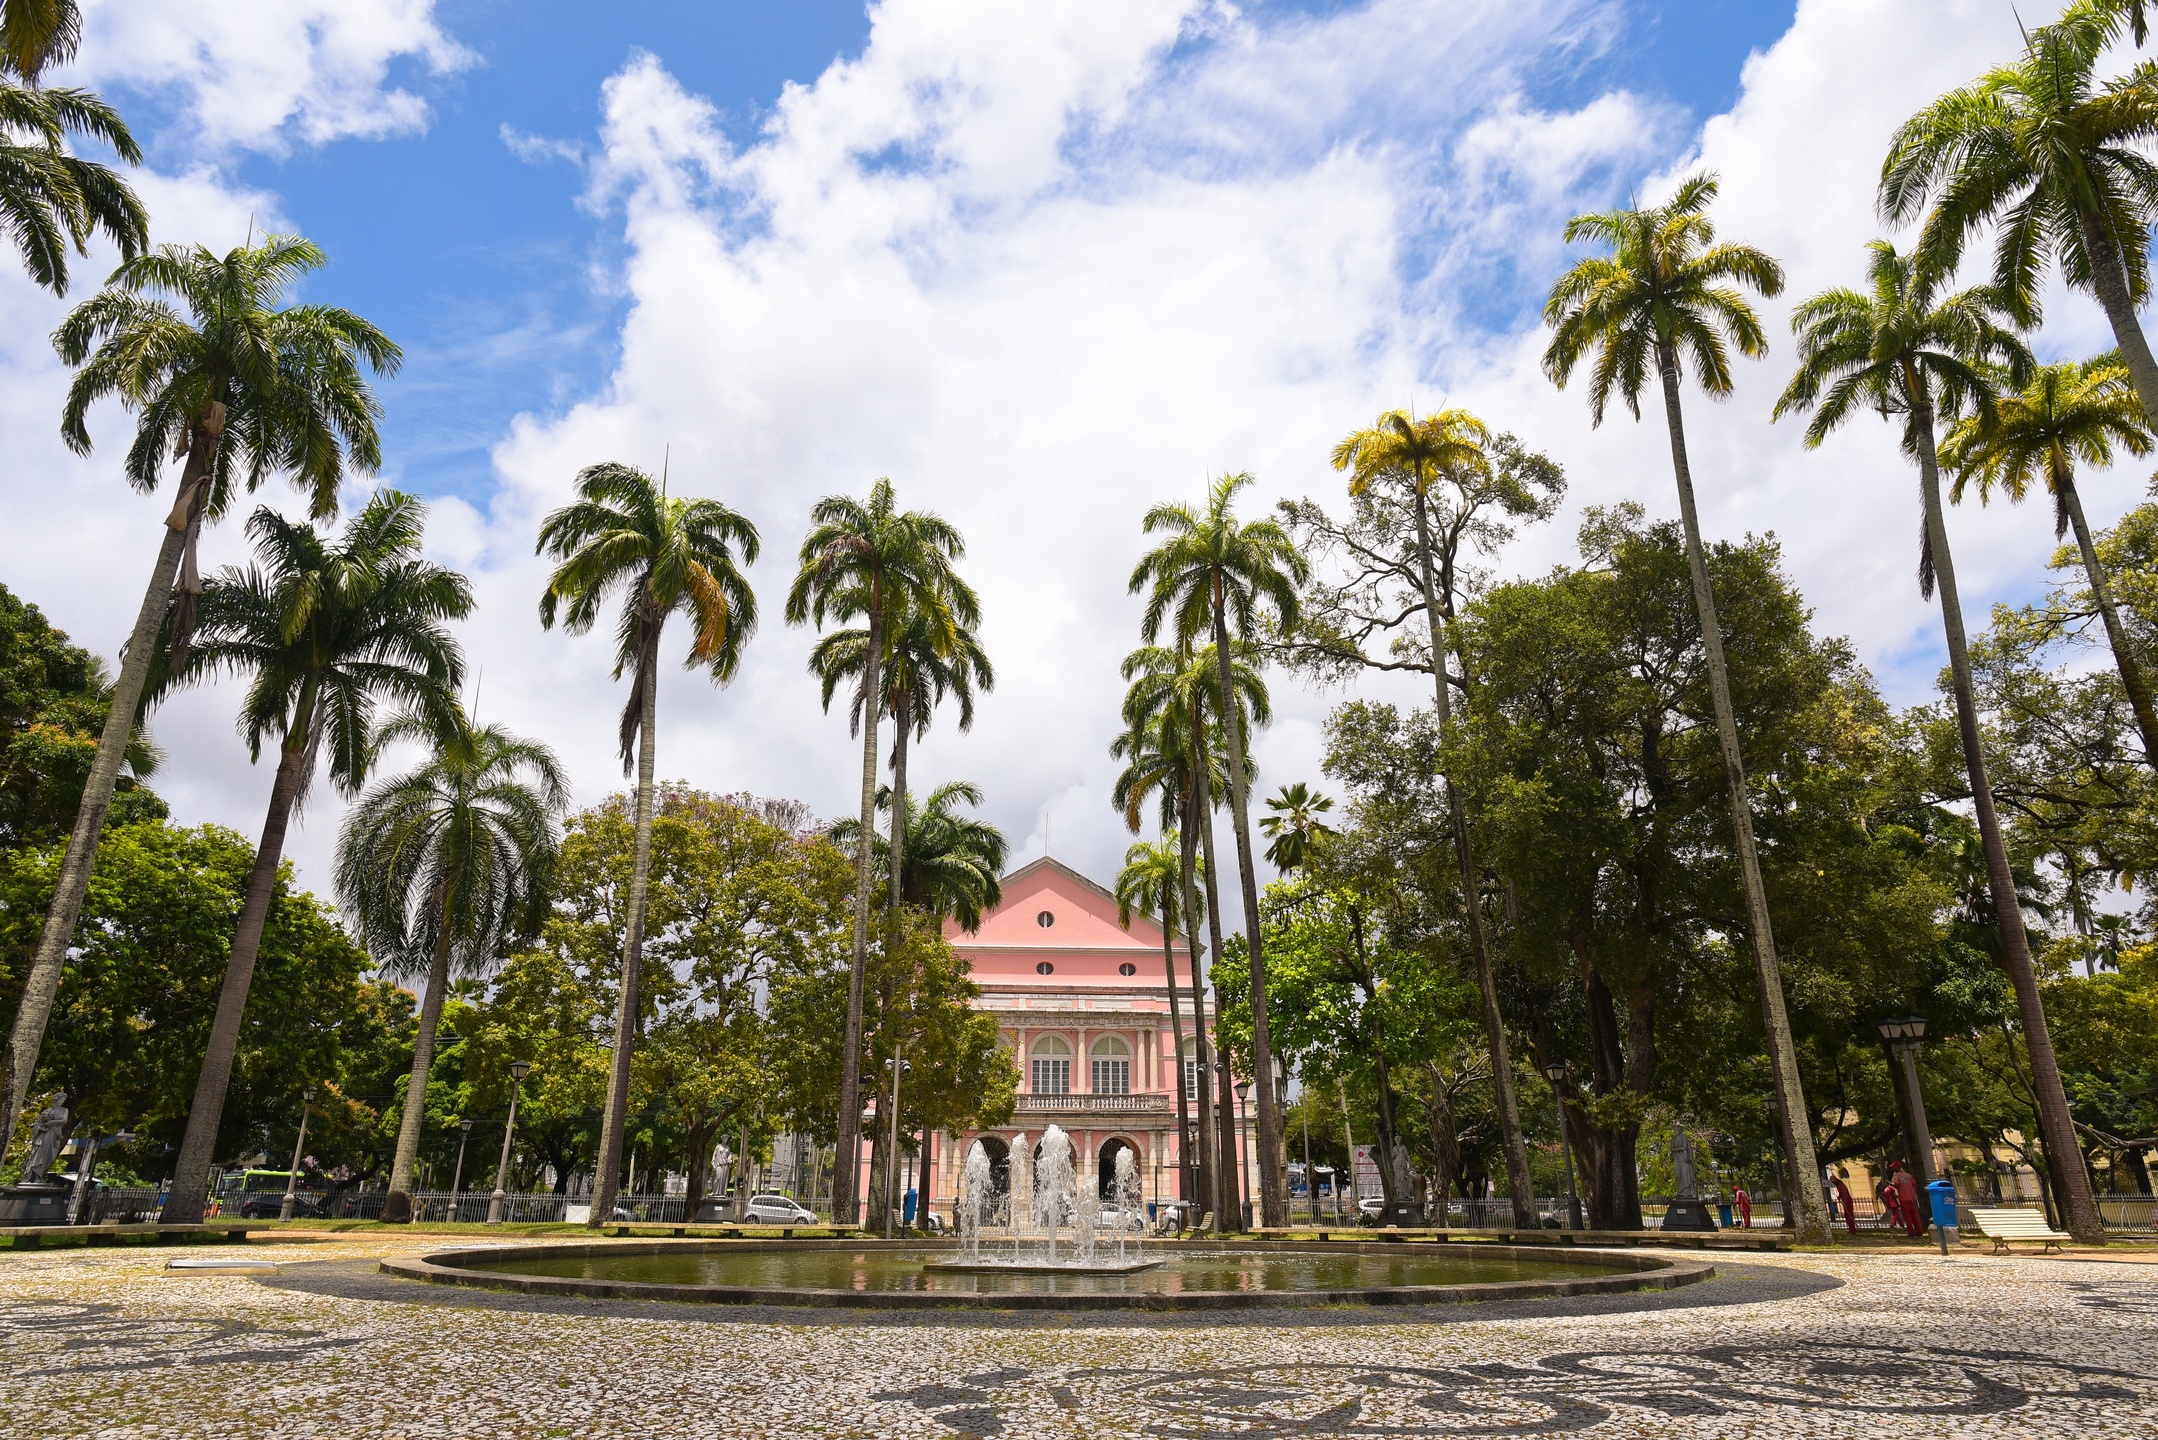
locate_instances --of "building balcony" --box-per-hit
[1012,1093,1170,1116]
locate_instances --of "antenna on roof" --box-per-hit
[1044,814,1051,858]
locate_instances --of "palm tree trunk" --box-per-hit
[1192,750,1241,1230]
[1408,489,1537,1227]
[160,682,317,1225]
[2080,210,2158,430]
[2058,475,2158,765]
[835,607,884,1226]
[1914,402,2108,1244]
[889,691,910,918]
[385,903,455,1211]
[1655,348,1832,1246]
[1,414,222,1153]
[587,635,661,1229]
[1160,856,1194,1204]
[1207,592,1286,1228]
[1176,777,1218,1224]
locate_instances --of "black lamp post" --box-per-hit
[279,1089,313,1222]
[1543,1061,1582,1231]
[449,1118,474,1221]
[883,1055,912,1238]
[1877,1016,1934,1190]
[487,1061,531,1225]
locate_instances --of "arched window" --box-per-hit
[1030,1035,1071,1095]
[1091,1035,1131,1096]
[1179,1036,1204,1106]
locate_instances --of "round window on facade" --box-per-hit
[1037,910,1055,928]
[1036,961,1055,975]
[1118,962,1137,977]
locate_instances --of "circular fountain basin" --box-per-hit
[384,1239,1710,1311]
[922,1257,1165,1274]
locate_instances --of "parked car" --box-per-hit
[238,1192,326,1219]
[743,1193,817,1224]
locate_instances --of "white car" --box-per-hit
[743,1193,818,1224]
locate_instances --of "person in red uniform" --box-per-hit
[1732,1184,1752,1229]
[1833,1171,1858,1235]
[1888,1160,1924,1237]
[1881,1170,1906,1233]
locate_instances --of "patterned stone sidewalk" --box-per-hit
[0,1235,2153,1437]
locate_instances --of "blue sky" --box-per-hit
[2,0,2092,902]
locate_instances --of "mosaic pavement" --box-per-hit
[0,1234,2152,1437]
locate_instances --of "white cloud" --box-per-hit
[69,0,470,154]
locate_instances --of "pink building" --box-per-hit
[871,857,1222,1220]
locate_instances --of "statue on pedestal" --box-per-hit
[21,1096,69,1183]
[1663,1125,1718,1232]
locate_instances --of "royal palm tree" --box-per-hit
[1774,239,2106,1243]
[1940,357,2158,762]
[1118,639,1268,1229]
[1,81,145,292]
[1116,835,1199,1204]
[4,237,398,1158]
[3,0,78,81]
[158,493,469,1223]
[1882,8,2158,423]
[786,477,970,1223]
[1259,783,1335,874]
[811,596,991,926]
[337,708,568,1221]
[1130,473,1304,1227]
[1329,406,1545,1227]
[1543,173,1831,1245]
[538,461,759,1228]
[830,780,1008,931]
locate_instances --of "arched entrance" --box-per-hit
[1098,1136,1138,1201]
[973,1135,1011,1222]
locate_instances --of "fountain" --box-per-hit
[932,1126,1160,1275]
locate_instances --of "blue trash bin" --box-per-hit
[1926,1179,1956,1230]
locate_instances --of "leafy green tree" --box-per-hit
[537,460,759,1226]
[1882,7,2158,424]
[1775,238,2106,1241]
[156,493,469,1224]
[0,80,144,292]
[1941,358,2158,762]
[1130,472,1305,1226]
[10,236,399,1154]
[0,820,378,1188]
[786,477,970,1222]
[0,582,162,850]
[336,710,567,1218]
[1543,173,1831,1244]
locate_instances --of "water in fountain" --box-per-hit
[960,1141,992,1263]
[1032,1126,1075,1265]
[1112,1147,1141,1262]
[1009,1131,1032,1263]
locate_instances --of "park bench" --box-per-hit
[1966,1206,2072,1254]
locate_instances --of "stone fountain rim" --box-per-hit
[380,1238,1714,1312]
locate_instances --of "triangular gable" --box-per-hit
[951,855,1180,952]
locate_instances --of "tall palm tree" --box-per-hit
[786,477,970,1224]
[2,0,78,82]
[1116,835,1198,1204]
[1940,357,2158,762]
[1776,240,2107,1243]
[1543,173,1832,1245]
[1118,639,1268,1229]
[1259,783,1335,874]
[158,492,470,1223]
[1881,8,2158,423]
[1130,473,1305,1227]
[337,708,568,1221]
[811,597,992,927]
[829,779,1008,931]
[1,81,145,292]
[1329,406,1543,1227]
[4,237,397,1160]
[538,461,759,1228]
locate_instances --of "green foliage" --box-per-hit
[0,581,163,850]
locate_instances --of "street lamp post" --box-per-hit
[1543,1061,1582,1231]
[1234,1077,1254,1232]
[279,1089,314,1222]
[1877,1016,1935,1190]
[487,1062,532,1225]
[449,1118,474,1222]
[883,1055,912,1238]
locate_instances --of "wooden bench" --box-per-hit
[1966,1206,2073,1254]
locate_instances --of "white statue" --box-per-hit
[20,1096,68,1183]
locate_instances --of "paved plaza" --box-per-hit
[0,1235,2154,1437]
